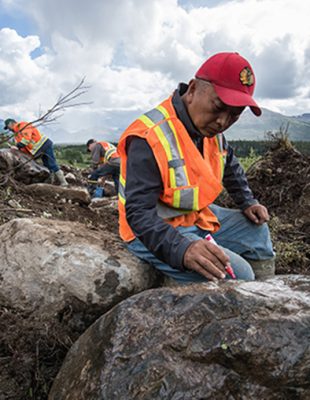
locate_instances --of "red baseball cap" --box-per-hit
[195,52,261,116]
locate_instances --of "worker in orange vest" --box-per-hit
[118,52,275,283]
[86,139,120,197]
[4,119,68,186]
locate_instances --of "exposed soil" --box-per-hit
[0,164,119,236]
[218,138,310,275]
[0,140,309,399]
[0,166,121,399]
[0,302,78,400]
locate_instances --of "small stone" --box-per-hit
[8,199,21,209]
[42,211,52,218]
[65,173,77,183]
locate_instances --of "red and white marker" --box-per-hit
[205,234,236,279]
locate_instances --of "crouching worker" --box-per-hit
[4,118,68,186]
[86,139,120,198]
[117,52,275,284]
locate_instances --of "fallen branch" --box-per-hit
[0,208,33,213]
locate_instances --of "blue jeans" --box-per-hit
[36,142,59,173]
[89,163,120,191]
[127,204,275,284]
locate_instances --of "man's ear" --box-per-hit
[187,79,196,92]
[184,79,196,104]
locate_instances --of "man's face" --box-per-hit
[7,122,15,131]
[88,142,96,152]
[185,79,245,137]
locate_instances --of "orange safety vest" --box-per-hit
[118,96,228,242]
[12,122,48,155]
[98,141,119,164]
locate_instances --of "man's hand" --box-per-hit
[243,204,269,225]
[183,239,230,281]
[10,145,19,151]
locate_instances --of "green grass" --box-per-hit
[239,148,260,171]
[57,159,89,169]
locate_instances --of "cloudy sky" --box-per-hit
[0,0,309,142]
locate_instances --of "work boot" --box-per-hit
[246,257,276,280]
[49,172,56,185]
[55,169,68,187]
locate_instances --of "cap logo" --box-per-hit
[239,67,254,86]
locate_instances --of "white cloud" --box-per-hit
[0,0,310,142]
[0,28,43,104]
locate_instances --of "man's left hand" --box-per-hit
[10,145,19,151]
[243,204,270,225]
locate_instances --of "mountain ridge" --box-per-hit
[226,108,310,141]
[1,108,310,143]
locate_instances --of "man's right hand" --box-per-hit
[183,239,230,281]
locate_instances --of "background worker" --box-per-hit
[4,118,68,186]
[86,139,120,197]
[118,52,275,284]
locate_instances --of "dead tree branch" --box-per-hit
[0,77,91,146]
[0,78,91,186]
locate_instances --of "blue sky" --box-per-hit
[0,0,310,142]
[0,6,32,36]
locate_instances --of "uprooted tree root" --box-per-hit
[218,135,310,275]
[247,138,310,274]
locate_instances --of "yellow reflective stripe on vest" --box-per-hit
[105,146,116,162]
[193,186,199,210]
[141,105,200,211]
[157,104,187,162]
[153,125,177,188]
[169,122,190,184]
[149,104,189,179]
[139,112,178,189]
[30,135,48,155]
[143,107,190,188]
[118,174,126,205]
[139,114,155,129]
[216,134,226,178]
[20,137,30,145]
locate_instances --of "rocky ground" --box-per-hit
[0,138,309,399]
[49,276,310,400]
[0,163,119,236]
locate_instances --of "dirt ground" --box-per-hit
[247,142,310,275]
[0,164,119,235]
[0,139,309,399]
[218,137,310,275]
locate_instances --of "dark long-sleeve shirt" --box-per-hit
[125,84,258,269]
[91,143,105,169]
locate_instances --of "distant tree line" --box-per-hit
[50,140,310,168]
[228,140,310,157]
[54,144,90,167]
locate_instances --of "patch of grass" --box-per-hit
[239,148,260,171]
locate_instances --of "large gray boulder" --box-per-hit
[0,148,49,184]
[49,276,310,400]
[0,218,159,328]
